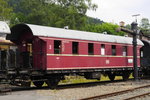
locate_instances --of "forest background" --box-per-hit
[0,0,150,35]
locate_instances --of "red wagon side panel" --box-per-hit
[32,37,46,70]
[43,37,142,71]
[94,44,100,55]
[46,39,54,54]
[79,42,88,55]
[46,55,141,70]
[116,45,123,56]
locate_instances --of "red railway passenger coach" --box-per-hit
[7,24,143,88]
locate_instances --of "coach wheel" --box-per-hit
[122,72,130,81]
[138,71,144,78]
[33,81,44,87]
[108,73,115,81]
[46,79,60,89]
[21,81,31,87]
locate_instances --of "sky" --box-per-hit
[86,0,150,25]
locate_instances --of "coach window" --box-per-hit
[72,42,79,54]
[54,40,61,54]
[101,44,105,55]
[123,46,127,56]
[112,45,116,55]
[88,43,94,55]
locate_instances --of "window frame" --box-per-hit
[101,44,105,55]
[112,45,116,56]
[54,40,61,54]
[88,43,94,55]
[122,46,128,56]
[72,42,79,54]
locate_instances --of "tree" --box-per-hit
[140,18,150,29]
[48,0,97,29]
[83,23,125,36]
[140,18,150,34]
[125,24,131,30]
[8,0,97,30]
[8,0,125,36]
[0,0,13,21]
[87,17,103,24]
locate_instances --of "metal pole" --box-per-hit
[131,22,138,81]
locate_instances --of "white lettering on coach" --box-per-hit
[128,59,133,63]
[106,60,110,64]
[49,45,52,49]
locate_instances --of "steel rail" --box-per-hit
[80,84,150,100]
[0,79,126,95]
[123,92,150,100]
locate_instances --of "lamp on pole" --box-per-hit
[118,21,139,81]
[131,22,139,81]
[119,21,125,27]
[132,14,140,22]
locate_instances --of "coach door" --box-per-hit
[32,38,46,70]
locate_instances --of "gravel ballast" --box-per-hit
[0,79,150,100]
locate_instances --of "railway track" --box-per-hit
[0,79,129,94]
[0,78,150,99]
[0,83,12,95]
[80,84,150,100]
[124,92,150,100]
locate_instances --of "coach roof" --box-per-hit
[8,24,143,45]
[0,21,11,34]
